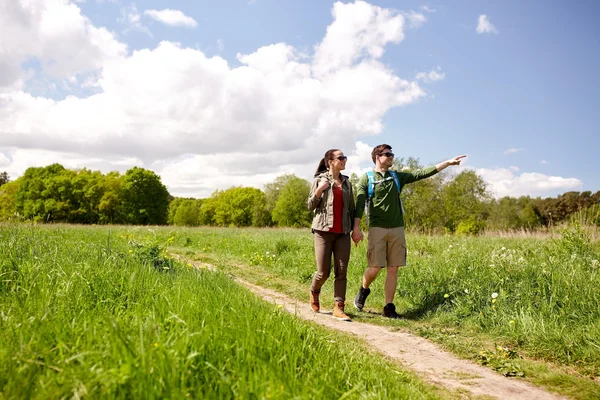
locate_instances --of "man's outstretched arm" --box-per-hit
[436,155,467,172]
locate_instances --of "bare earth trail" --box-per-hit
[175,255,566,400]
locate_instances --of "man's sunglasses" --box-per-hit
[334,156,348,161]
[379,152,394,158]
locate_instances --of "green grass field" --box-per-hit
[156,224,600,399]
[2,223,600,399]
[0,224,443,399]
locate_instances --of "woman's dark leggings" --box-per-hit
[311,231,351,303]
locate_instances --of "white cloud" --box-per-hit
[504,148,523,155]
[416,66,445,82]
[540,160,548,164]
[404,11,427,29]
[476,14,498,34]
[476,167,582,198]
[216,39,224,53]
[0,0,429,197]
[0,0,127,88]
[313,0,407,77]
[0,153,10,168]
[120,4,152,36]
[347,141,377,174]
[421,5,436,13]
[144,9,198,28]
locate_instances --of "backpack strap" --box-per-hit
[388,170,405,215]
[388,170,401,193]
[366,170,375,198]
[367,170,400,198]
[365,170,404,218]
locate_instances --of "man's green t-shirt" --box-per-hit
[354,166,438,228]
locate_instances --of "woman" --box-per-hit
[307,149,356,321]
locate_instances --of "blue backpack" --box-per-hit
[366,170,400,198]
[365,170,404,218]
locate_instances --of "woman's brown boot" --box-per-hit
[333,301,351,321]
[310,290,320,312]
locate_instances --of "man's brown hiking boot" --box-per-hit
[310,290,320,312]
[333,301,351,321]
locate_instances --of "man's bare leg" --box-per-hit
[384,266,399,304]
[362,266,381,289]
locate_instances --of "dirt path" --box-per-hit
[176,255,566,400]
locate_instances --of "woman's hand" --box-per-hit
[352,229,364,247]
[316,179,330,197]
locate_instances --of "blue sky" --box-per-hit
[1,0,598,198]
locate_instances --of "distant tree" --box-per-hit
[211,187,265,227]
[173,199,200,226]
[98,172,124,224]
[43,168,76,222]
[200,195,219,225]
[251,193,271,227]
[67,169,106,223]
[487,196,541,230]
[555,191,581,220]
[272,176,312,227]
[394,157,447,232]
[0,180,20,220]
[122,167,170,225]
[441,170,490,233]
[487,197,520,230]
[0,172,9,187]
[516,196,541,229]
[393,156,422,171]
[15,164,67,221]
[532,197,557,227]
[592,191,600,205]
[263,174,298,226]
[349,172,360,200]
[578,191,594,210]
[168,197,186,225]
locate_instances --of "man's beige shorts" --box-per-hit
[367,227,407,268]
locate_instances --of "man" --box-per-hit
[351,144,466,318]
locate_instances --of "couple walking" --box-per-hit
[307,144,465,321]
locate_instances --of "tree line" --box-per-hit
[0,164,169,224]
[1,161,598,232]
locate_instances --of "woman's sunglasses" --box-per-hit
[335,156,348,161]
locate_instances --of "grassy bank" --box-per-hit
[155,225,600,398]
[0,224,442,399]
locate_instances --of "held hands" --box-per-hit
[352,230,364,247]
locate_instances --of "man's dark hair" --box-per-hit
[371,144,392,164]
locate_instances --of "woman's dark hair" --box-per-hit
[314,149,339,177]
